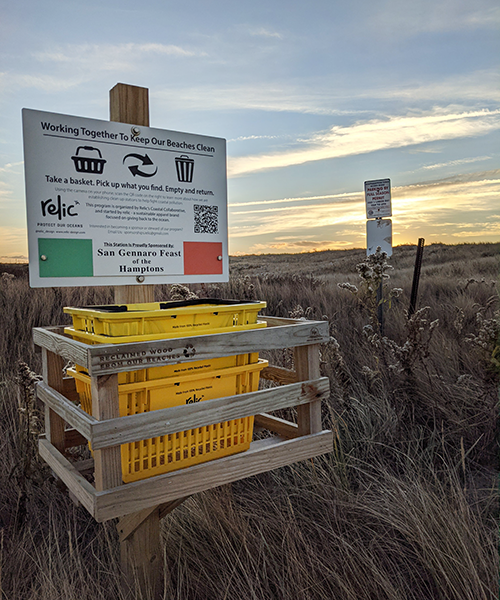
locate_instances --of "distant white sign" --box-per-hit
[22,109,228,288]
[367,218,392,256]
[365,178,391,219]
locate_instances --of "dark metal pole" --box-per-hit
[408,238,425,318]
[377,279,384,335]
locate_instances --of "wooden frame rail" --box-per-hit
[36,317,333,522]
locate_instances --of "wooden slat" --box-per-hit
[73,458,94,474]
[294,345,322,436]
[94,431,332,521]
[260,316,303,326]
[254,413,299,438]
[86,319,330,375]
[37,382,95,441]
[64,428,89,449]
[158,497,190,520]
[34,327,89,368]
[91,374,122,491]
[118,506,159,542]
[62,376,80,404]
[90,377,329,450]
[39,436,96,515]
[117,497,190,543]
[32,319,330,376]
[260,365,298,385]
[42,349,66,453]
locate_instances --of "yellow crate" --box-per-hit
[64,299,266,340]
[68,358,267,483]
[64,321,266,345]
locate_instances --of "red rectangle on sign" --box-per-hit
[183,242,223,275]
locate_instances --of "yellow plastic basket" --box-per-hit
[64,299,266,342]
[68,358,267,483]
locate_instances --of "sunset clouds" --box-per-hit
[1,0,498,259]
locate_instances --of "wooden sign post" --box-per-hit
[109,83,162,598]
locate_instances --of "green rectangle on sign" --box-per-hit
[38,238,93,278]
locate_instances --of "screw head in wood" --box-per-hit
[40,255,47,261]
[136,275,145,283]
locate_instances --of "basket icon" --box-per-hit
[175,155,194,183]
[71,146,106,174]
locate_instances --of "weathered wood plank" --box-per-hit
[260,365,298,385]
[36,382,95,440]
[295,345,322,436]
[73,458,94,474]
[62,376,80,404]
[118,506,159,542]
[91,374,122,491]
[42,349,66,453]
[158,497,190,520]
[254,413,299,438]
[39,436,96,515]
[64,428,89,449]
[33,319,329,375]
[94,431,333,521]
[34,327,90,368]
[86,318,329,375]
[90,377,329,450]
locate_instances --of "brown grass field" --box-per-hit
[0,242,498,599]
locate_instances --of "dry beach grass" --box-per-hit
[0,242,498,599]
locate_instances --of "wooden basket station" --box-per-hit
[26,84,333,597]
[35,316,332,521]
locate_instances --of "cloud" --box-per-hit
[0,161,23,173]
[369,0,500,35]
[228,108,500,176]
[154,83,375,116]
[421,156,492,170]
[0,227,28,259]
[249,27,283,39]
[244,239,353,254]
[228,134,289,142]
[35,42,204,69]
[152,67,499,118]
[3,42,207,93]
[229,170,500,247]
[229,191,360,208]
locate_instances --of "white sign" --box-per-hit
[22,109,228,287]
[366,218,392,256]
[364,178,391,219]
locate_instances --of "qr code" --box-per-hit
[194,204,218,234]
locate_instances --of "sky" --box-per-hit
[1,0,499,260]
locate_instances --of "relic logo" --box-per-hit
[41,195,78,220]
[186,393,204,404]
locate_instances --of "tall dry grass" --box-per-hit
[0,242,498,599]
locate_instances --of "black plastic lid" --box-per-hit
[75,299,262,313]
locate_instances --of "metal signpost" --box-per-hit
[364,178,392,257]
[22,107,228,288]
[364,178,393,335]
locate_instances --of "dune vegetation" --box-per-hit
[0,242,498,599]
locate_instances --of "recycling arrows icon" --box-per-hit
[123,153,158,177]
